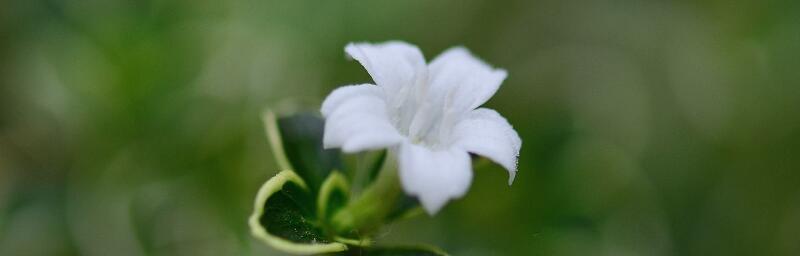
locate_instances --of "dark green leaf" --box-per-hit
[318,172,374,245]
[364,150,387,185]
[249,171,347,254]
[318,171,350,222]
[265,111,342,193]
[261,182,322,243]
[385,195,423,221]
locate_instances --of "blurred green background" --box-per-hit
[1,0,799,255]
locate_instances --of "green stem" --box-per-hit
[331,153,401,234]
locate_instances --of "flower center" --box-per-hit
[385,81,462,150]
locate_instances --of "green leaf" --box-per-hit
[363,150,387,186]
[317,171,350,222]
[249,170,348,254]
[359,150,423,223]
[385,196,424,221]
[330,245,449,256]
[318,171,373,247]
[264,111,342,192]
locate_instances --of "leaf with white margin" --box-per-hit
[264,111,342,192]
[317,171,350,221]
[249,170,348,255]
[317,171,372,246]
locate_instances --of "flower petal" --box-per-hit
[397,141,472,214]
[451,108,521,185]
[321,84,404,152]
[427,47,507,112]
[320,84,384,116]
[345,41,427,94]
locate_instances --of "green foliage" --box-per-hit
[261,182,323,243]
[251,112,442,255]
[362,150,387,185]
[249,170,348,254]
[317,172,350,224]
[265,111,342,193]
[385,196,424,221]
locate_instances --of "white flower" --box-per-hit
[321,41,521,214]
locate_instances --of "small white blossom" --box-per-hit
[321,41,521,214]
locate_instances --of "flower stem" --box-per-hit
[331,153,401,234]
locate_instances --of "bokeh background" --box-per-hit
[2,0,799,255]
